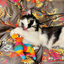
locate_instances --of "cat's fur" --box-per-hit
[10,10,64,49]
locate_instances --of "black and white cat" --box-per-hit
[10,10,64,49]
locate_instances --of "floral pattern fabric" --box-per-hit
[0,0,64,64]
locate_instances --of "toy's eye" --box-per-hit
[18,35,21,37]
[18,35,20,37]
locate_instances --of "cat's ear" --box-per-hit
[26,10,31,15]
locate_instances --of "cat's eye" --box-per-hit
[28,20,30,23]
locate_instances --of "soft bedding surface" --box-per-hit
[0,0,64,64]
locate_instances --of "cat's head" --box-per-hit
[19,10,39,31]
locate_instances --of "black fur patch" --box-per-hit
[28,20,34,28]
[41,26,62,44]
[21,22,24,29]
[53,27,62,44]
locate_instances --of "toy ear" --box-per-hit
[12,34,18,39]
[26,10,31,15]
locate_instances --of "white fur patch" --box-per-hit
[19,18,28,28]
[39,30,48,47]
[33,47,39,50]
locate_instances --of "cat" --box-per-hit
[10,10,64,49]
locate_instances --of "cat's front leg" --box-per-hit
[10,27,24,36]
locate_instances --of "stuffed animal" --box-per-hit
[11,34,36,60]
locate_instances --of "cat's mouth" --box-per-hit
[24,27,27,31]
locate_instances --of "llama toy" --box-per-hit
[11,34,36,60]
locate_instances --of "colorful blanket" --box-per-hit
[0,0,64,64]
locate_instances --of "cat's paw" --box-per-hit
[10,27,23,36]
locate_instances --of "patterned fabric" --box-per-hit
[41,47,64,64]
[22,0,64,27]
[0,0,64,64]
[0,8,5,18]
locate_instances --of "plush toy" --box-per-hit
[12,34,36,60]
